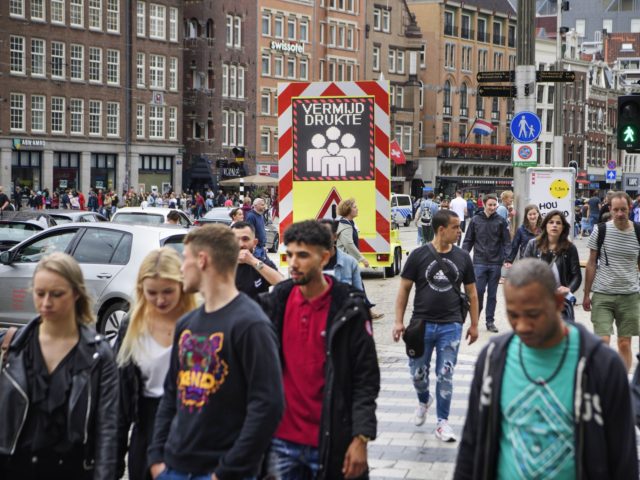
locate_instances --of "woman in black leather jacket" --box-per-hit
[0,252,118,480]
[523,209,582,321]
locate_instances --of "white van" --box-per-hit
[391,194,413,226]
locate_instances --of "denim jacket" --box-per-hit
[324,249,364,291]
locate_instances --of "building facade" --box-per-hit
[1,0,184,196]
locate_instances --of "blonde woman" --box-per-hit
[115,248,198,480]
[336,198,370,267]
[0,253,118,480]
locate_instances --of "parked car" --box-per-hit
[0,223,189,344]
[0,210,58,228]
[111,206,192,227]
[47,209,108,224]
[0,211,58,252]
[195,207,280,252]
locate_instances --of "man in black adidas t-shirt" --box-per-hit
[393,210,479,443]
[231,221,283,301]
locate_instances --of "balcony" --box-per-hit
[491,110,500,121]
[444,24,458,36]
[476,109,485,118]
[461,28,474,40]
[443,105,452,116]
[493,35,505,46]
[460,107,468,118]
[477,31,490,43]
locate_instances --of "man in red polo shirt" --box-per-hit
[259,220,380,480]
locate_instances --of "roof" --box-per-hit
[461,0,516,15]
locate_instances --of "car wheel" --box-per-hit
[404,216,411,227]
[270,235,279,253]
[98,301,129,346]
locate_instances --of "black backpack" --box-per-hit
[596,222,640,266]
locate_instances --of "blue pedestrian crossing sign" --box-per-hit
[510,111,542,143]
[606,170,617,181]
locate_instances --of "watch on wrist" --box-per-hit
[255,260,264,271]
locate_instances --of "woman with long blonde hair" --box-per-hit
[0,252,118,480]
[115,248,197,480]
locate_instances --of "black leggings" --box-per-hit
[128,396,161,480]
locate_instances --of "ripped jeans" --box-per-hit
[408,321,462,421]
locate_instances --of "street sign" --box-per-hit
[606,170,617,183]
[607,160,617,170]
[477,71,515,83]
[526,168,576,234]
[536,71,576,82]
[512,143,538,167]
[510,111,542,143]
[478,85,517,97]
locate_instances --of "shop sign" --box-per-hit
[12,138,45,150]
[391,176,406,182]
[59,180,68,188]
[222,167,241,178]
[270,40,304,54]
[627,177,639,187]
[96,181,104,188]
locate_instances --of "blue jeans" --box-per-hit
[158,468,256,480]
[266,438,320,480]
[474,264,502,325]
[589,214,599,230]
[409,322,462,421]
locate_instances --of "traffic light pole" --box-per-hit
[514,0,536,226]
[552,2,565,167]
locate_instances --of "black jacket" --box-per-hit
[454,323,638,480]
[259,279,380,480]
[506,225,538,263]
[462,212,511,265]
[522,239,582,292]
[0,318,119,480]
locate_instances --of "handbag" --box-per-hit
[427,244,471,321]
[402,317,426,359]
[0,327,18,369]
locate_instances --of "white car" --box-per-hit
[111,206,192,227]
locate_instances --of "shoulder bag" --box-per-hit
[0,327,18,369]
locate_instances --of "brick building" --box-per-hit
[1,0,184,196]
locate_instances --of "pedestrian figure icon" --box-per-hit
[623,126,635,143]
[510,111,541,143]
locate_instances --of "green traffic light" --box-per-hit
[624,126,636,143]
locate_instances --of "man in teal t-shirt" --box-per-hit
[454,259,637,480]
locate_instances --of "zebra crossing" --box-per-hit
[369,343,476,480]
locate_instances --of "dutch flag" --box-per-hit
[472,119,496,136]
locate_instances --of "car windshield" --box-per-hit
[0,223,42,244]
[397,197,411,207]
[49,215,72,224]
[112,213,164,225]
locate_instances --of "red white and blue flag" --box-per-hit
[472,119,496,136]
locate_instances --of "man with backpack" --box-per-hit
[583,191,640,372]
[416,191,439,245]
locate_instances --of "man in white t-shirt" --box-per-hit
[449,190,468,245]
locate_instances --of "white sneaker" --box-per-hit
[413,397,434,426]
[435,419,457,442]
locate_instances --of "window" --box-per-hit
[632,19,640,33]
[287,57,295,78]
[300,20,309,42]
[461,46,472,71]
[461,14,471,38]
[70,0,83,26]
[261,130,270,153]
[70,99,84,134]
[262,12,271,36]
[107,102,119,136]
[275,56,283,77]
[51,97,65,134]
[419,44,426,68]
[136,104,145,138]
[261,91,270,115]
[478,49,487,71]
[51,42,64,79]
[31,95,45,133]
[396,50,405,74]
[70,44,84,81]
[300,58,308,80]
[388,49,396,73]
[10,94,25,131]
[329,24,336,46]
[222,64,229,97]
[229,65,237,97]
[137,2,145,36]
[443,81,451,108]
[395,125,412,152]
[89,0,102,30]
[136,52,145,87]
[234,16,242,47]
[51,0,64,23]
[10,0,24,17]
[382,9,390,32]
[31,39,45,77]
[493,52,503,70]
[287,18,296,40]
[73,229,130,265]
[149,55,165,89]
[169,8,178,41]
[31,0,45,20]
[373,8,381,31]
[89,47,102,82]
[477,18,486,41]
[149,106,164,138]
[444,10,454,35]
[508,25,516,47]
[274,16,283,38]
[107,0,119,32]
[169,107,177,140]
[262,53,271,75]
[107,49,119,84]
[10,36,25,75]
[394,86,404,108]
[548,85,555,103]
[228,111,236,145]
[150,4,166,40]
[460,83,468,111]
[237,112,245,146]
[221,110,229,145]
[89,100,102,135]
[346,27,354,49]
[237,66,245,98]
[603,19,612,34]
[169,57,178,91]
[445,43,455,68]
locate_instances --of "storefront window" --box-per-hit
[54,152,80,192]
[12,150,41,193]
[138,155,173,194]
[91,153,117,191]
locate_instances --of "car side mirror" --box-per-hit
[0,251,13,265]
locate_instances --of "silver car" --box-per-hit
[0,223,189,343]
[111,207,192,227]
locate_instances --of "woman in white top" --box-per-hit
[115,248,198,480]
